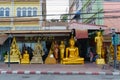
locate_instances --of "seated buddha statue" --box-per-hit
[30,40,44,64]
[61,36,84,64]
[4,37,21,64]
[21,50,30,64]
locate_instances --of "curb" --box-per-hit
[0,70,120,75]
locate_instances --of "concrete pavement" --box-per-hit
[0,62,120,75]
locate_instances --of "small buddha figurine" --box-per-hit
[4,37,21,63]
[30,40,44,64]
[61,36,84,64]
[21,50,30,64]
[95,31,105,64]
[59,41,65,63]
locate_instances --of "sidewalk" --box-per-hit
[0,62,120,75]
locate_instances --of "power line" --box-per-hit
[0,16,120,22]
[0,10,120,18]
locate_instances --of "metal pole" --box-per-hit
[112,29,117,70]
[8,34,12,67]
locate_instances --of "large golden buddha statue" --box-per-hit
[30,40,44,64]
[95,31,105,64]
[4,37,21,63]
[61,36,84,64]
[21,50,30,64]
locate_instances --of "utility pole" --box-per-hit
[111,28,118,71]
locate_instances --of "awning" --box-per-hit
[0,34,8,45]
[68,21,107,39]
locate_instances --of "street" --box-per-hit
[0,63,120,80]
[0,74,120,80]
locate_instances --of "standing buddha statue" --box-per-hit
[95,31,105,64]
[59,41,65,63]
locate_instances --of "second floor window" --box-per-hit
[0,8,4,16]
[33,7,37,16]
[5,8,10,16]
[0,7,10,17]
[17,8,21,17]
[28,7,32,16]
[22,7,27,17]
[17,7,37,17]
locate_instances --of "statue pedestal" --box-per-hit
[45,54,57,64]
[30,56,43,64]
[62,57,84,64]
[96,58,105,64]
[4,55,20,64]
[21,59,30,64]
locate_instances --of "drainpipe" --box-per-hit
[8,34,12,67]
[11,0,14,30]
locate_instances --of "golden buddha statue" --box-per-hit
[61,36,84,64]
[53,41,59,62]
[59,41,65,63]
[110,43,114,58]
[45,41,57,64]
[21,50,30,64]
[117,45,120,61]
[4,37,21,63]
[30,40,44,64]
[95,31,105,64]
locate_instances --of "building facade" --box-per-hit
[81,0,104,25]
[0,0,46,30]
[69,0,104,25]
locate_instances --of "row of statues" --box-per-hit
[5,31,119,65]
[4,36,84,64]
[45,36,84,64]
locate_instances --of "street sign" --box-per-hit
[112,34,119,45]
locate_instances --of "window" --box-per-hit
[5,8,10,16]
[33,7,37,16]
[22,7,26,16]
[28,7,32,16]
[0,8,4,16]
[16,7,38,17]
[17,8,21,17]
